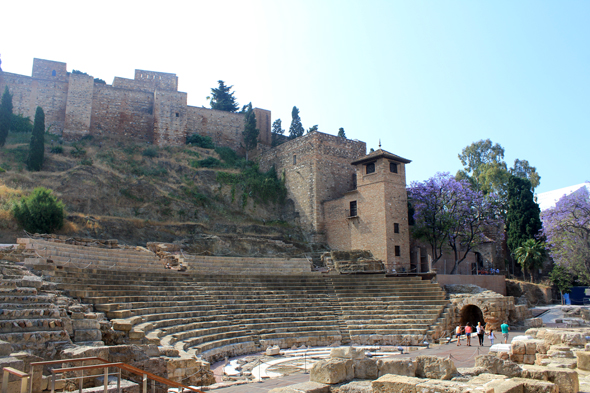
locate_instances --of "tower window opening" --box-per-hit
[395,246,401,256]
[293,155,297,165]
[175,112,179,117]
[390,162,398,173]
[52,70,56,76]
[349,201,357,217]
[366,162,375,174]
[394,223,399,233]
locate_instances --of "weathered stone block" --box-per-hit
[521,365,579,393]
[372,374,420,393]
[575,350,590,371]
[510,377,558,392]
[0,340,12,356]
[414,355,457,380]
[74,329,102,342]
[474,355,522,377]
[330,346,365,360]
[353,358,378,380]
[310,358,354,385]
[111,320,133,331]
[376,358,416,377]
[337,380,372,393]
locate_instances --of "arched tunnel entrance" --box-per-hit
[459,305,485,327]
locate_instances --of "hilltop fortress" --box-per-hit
[0,58,271,150]
[1,58,419,272]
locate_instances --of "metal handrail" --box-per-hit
[2,367,29,393]
[24,357,203,393]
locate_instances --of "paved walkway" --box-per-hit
[206,330,525,392]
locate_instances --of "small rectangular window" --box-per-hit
[349,201,357,217]
[366,162,375,174]
[390,162,398,173]
[395,246,401,257]
[293,155,297,165]
[394,223,399,233]
[175,112,179,117]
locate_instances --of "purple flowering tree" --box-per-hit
[541,185,590,284]
[410,172,502,274]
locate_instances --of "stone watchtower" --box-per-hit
[323,149,412,272]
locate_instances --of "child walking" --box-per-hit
[489,329,496,346]
[455,324,463,346]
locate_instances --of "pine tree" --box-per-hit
[289,106,304,139]
[338,127,346,138]
[27,106,45,171]
[210,80,239,112]
[0,86,13,146]
[307,125,318,134]
[242,102,259,160]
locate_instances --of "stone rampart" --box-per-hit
[0,58,271,148]
[258,132,366,236]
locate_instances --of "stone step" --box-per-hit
[182,331,255,351]
[82,295,211,305]
[94,300,215,312]
[0,330,70,349]
[349,328,428,336]
[242,320,340,331]
[227,312,339,322]
[0,308,62,319]
[0,318,65,333]
[106,304,218,319]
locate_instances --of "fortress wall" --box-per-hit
[154,90,187,146]
[259,132,365,235]
[186,106,245,151]
[32,58,68,82]
[253,108,272,146]
[135,70,178,91]
[112,77,158,93]
[0,71,69,133]
[64,73,94,138]
[89,84,155,141]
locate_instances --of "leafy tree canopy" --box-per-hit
[271,119,285,147]
[289,106,304,139]
[12,187,65,234]
[542,185,590,285]
[457,139,541,199]
[410,172,502,274]
[307,125,318,133]
[210,80,239,112]
[549,264,573,300]
[338,127,346,138]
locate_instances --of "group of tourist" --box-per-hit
[455,321,510,347]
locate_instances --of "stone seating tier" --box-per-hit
[50,268,448,362]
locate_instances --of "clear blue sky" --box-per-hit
[2,1,589,194]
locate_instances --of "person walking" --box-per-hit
[501,321,510,343]
[476,322,485,346]
[489,329,496,346]
[465,322,472,346]
[455,324,463,346]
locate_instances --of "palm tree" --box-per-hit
[514,239,545,282]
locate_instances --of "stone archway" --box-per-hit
[459,304,485,327]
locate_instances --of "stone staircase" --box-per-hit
[180,255,312,275]
[19,238,165,271]
[0,262,72,357]
[327,276,448,346]
[47,266,449,362]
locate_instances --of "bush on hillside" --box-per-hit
[186,133,215,149]
[12,187,64,234]
[10,114,33,133]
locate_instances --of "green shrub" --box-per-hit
[71,145,86,158]
[80,158,93,166]
[12,187,64,233]
[215,146,245,168]
[142,147,159,158]
[10,114,33,133]
[50,146,63,154]
[186,133,215,149]
[217,164,286,208]
[191,157,223,168]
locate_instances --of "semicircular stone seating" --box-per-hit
[22,238,451,363]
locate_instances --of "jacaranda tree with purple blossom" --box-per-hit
[542,185,590,285]
[410,172,502,274]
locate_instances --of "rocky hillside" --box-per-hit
[0,132,317,257]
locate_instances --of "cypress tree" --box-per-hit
[0,86,13,146]
[506,175,542,254]
[289,106,304,139]
[242,102,259,160]
[27,106,45,171]
[338,127,346,138]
